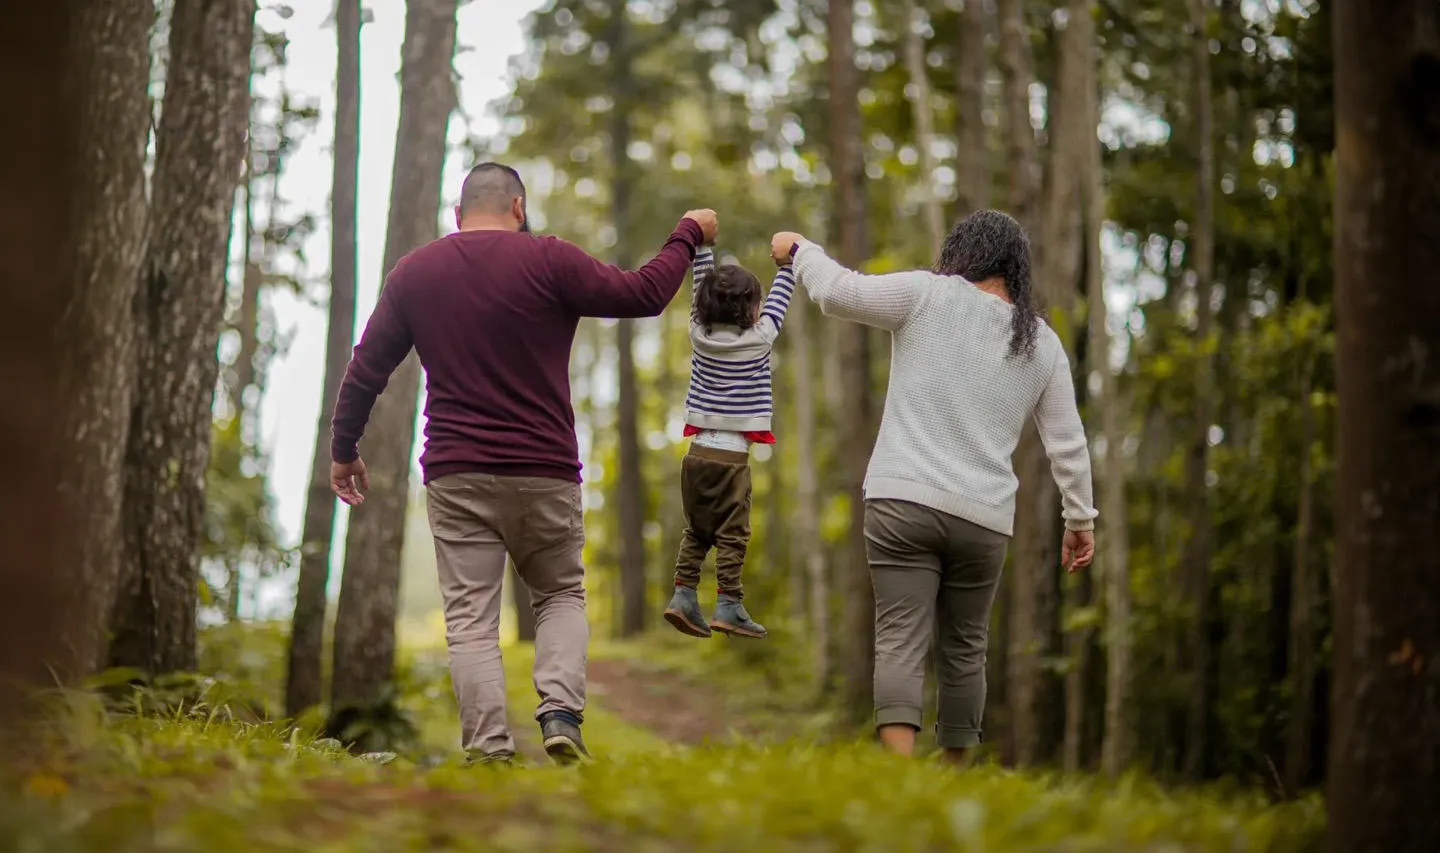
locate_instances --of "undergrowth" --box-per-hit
[0,623,1325,851]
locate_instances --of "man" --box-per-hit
[330,162,718,765]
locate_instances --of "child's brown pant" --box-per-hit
[673,444,751,597]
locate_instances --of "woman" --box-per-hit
[770,210,1098,762]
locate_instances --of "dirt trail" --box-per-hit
[586,657,756,745]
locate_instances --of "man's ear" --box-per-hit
[453,205,463,230]
[513,196,528,232]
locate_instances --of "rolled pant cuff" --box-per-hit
[874,703,923,731]
[935,723,981,749]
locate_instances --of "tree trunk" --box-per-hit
[510,559,537,642]
[48,0,152,679]
[901,0,944,256]
[1008,0,1085,767]
[110,0,254,676]
[1328,2,1440,847]
[1076,11,1132,776]
[996,0,1040,231]
[790,297,829,686]
[1,2,87,716]
[829,0,875,723]
[998,0,1044,766]
[1181,0,1216,781]
[954,0,988,218]
[609,0,646,639]
[285,0,361,718]
[330,0,456,713]
[1053,0,1096,774]
[1284,358,1316,792]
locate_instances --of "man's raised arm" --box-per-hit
[550,210,718,319]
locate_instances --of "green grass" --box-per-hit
[0,625,1325,850]
[3,698,1323,852]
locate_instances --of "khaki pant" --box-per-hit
[865,498,1009,749]
[425,473,587,758]
[673,444,752,596]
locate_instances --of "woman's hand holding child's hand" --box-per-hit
[770,231,804,265]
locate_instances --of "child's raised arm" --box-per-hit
[692,245,716,286]
[758,264,797,340]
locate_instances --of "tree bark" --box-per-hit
[285,0,361,718]
[1007,0,1084,767]
[48,0,152,679]
[829,0,875,723]
[954,0,988,218]
[1181,0,1216,781]
[1328,1,1440,848]
[996,0,1040,231]
[790,297,829,685]
[1075,10,1133,776]
[901,0,945,256]
[609,0,647,639]
[110,0,254,676]
[330,0,456,712]
[1052,0,1095,774]
[0,2,81,718]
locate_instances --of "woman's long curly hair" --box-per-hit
[933,209,1040,359]
[692,263,763,332]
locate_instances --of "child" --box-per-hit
[662,241,795,639]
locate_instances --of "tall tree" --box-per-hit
[1081,6,1132,776]
[953,0,988,217]
[998,0,1050,767]
[1052,0,1097,773]
[828,0,875,721]
[1181,0,1217,780]
[2,1,81,716]
[330,0,457,716]
[610,0,647,638]
[901,0,944,255]
[1328,0,1440,847]
[285,0,362,717]
[110,0,254,675]
[51,0,152,678]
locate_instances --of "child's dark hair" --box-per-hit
[692,264,763,331]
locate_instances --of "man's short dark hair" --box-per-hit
[460,162,527,220]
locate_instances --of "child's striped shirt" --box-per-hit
[682,247,795,435]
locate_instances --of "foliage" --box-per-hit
[3,691,1323,852]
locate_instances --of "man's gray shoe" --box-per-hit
[540,712,591,766]
[463,750,516,769]
[710,594,767,639]
[663,585,712,638]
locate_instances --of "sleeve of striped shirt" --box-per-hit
[758,264,797,339]
[692,245,716,285]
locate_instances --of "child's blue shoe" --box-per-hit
[663,586,712,638]
[710,594,767,639]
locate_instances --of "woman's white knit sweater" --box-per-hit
[793,241,1098,536]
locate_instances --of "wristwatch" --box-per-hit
[789,241,800,259]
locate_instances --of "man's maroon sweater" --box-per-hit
[331,218,704,483]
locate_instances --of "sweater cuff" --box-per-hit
[1065,517,1096,532]
[331,440,359,465]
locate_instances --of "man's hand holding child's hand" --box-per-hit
[683,209,720,244]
